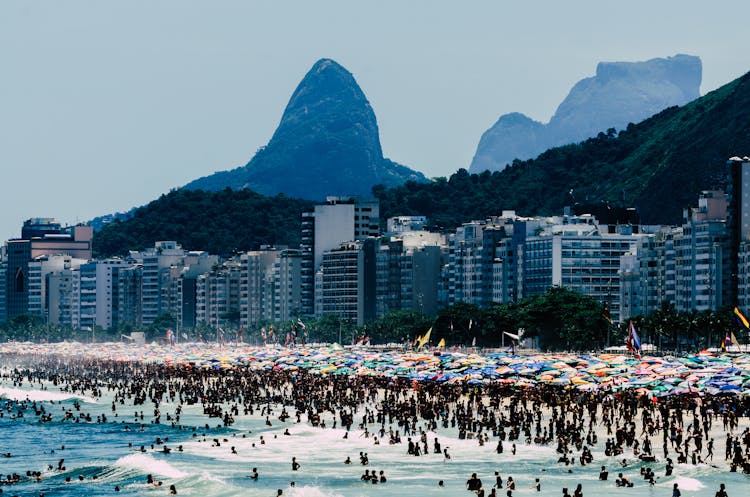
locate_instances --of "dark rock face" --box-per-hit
[469,54,702,173]
[184,58,426,198]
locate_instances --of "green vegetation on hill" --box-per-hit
[378,70,750,225]
[93,189,314,257]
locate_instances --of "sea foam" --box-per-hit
[674,476,705,491]
[114,453,189,478]
[287,485,346,497]
[0,386,97,404]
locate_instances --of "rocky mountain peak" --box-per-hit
[184,58,425,199]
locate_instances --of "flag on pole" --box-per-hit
[625,320,641,359]
[734,306,749,328]
[417,327,432,350]
[297,318,306,330]
[468,319,474,330]
[602,302,612,324]
[731,331,740,351]
[437,338,446,348]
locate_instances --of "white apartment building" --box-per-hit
[520,214,642,322]
[78,259,131,330]
[27,254,86,321]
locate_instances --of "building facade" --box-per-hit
[300,197,379,317]
[318,239,377,325]
[3,219,92,321]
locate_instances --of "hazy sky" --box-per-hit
[2,1,749,242]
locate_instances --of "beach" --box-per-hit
[1,342,749,497]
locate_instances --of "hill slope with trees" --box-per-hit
[93,189,314,257]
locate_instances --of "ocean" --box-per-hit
[1,363,747,497]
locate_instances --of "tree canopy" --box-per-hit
[93,188,314,257]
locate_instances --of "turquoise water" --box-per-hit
[1,370,748,497]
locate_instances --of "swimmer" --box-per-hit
[467,472,482,491]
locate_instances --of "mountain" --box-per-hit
[94,66,750,257]
[93,189,314,258]
[469,54,702,173]
[184,58,426,199]
[376,69,750,226]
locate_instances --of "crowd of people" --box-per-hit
[1,351,749,495]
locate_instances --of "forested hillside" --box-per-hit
[93,189,314,257]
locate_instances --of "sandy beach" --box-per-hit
[2,342,749,497]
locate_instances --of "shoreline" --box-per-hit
[2,341,750,397]
[2,343,749,497]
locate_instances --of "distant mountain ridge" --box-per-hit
[377,68,750,227]
[469,54,702,173]
[184,58,426,199]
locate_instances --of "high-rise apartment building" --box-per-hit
[448,216,515,307]
[269,249,302,323]
[318,239,377,325]
[0,248,6,323]
[673,191,729,312]
[196,260,241,330]
[117,264,143,328]
[27,254,86,321]
[619,228,678,319]
[375,230,445,318]
[77,259,132,330]
[240,249,280,328]
[140,241,187,326]
[300,197,379,316]
[175,251,216,331]
[726,157,750,306]
[519,214,641,322]
[3,219,92,320]
[47,266,80,327]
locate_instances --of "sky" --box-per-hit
[2,0,750,242]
